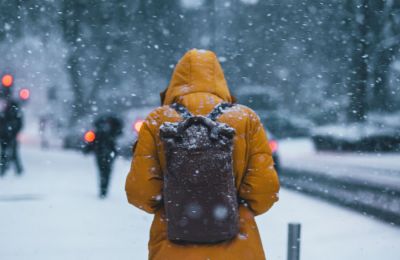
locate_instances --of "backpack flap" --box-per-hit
[160,116,235,145]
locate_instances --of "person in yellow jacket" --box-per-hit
[125,49,280,260]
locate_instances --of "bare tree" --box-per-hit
[60,0,86,121]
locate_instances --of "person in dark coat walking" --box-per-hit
[0,99,23,176]
[84,114,123,198]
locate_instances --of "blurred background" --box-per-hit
[0,0,400,260]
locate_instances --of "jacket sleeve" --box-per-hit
[238,112,280,216]
[125,114,163,214]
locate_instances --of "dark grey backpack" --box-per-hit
[160,103,239,244]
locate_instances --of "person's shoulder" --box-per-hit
[146,105,167,119]
[146,105,178,120]
[227,103,260,121]
[143,105,174,130]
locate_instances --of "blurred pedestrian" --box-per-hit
[39,114,50,149]
[84,114,123,198]
[0,98,24,176]
[125,49,280,259]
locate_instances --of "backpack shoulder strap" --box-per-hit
[170,103,193,120]
[207,103,234,121]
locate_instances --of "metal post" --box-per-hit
[287,223,301,260]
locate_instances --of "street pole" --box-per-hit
[287,223,301,260]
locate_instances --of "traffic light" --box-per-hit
[1,74,13,88]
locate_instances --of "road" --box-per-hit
[279,138,400,184]
[278,138,400,225]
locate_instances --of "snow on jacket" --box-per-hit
[125,49,280,260]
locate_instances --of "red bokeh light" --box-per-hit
[269,140,278,153]
[133,119,144,133]
[2,74,13,87]
[19,88,30,100]
[84,130,96,143]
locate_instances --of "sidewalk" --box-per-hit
[1,146,400,259]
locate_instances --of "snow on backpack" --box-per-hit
[160,102,239,243]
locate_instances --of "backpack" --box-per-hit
[160,102,239,243]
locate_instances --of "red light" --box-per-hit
[84,130,96,143]
[269,140,278,153]
[133,119,144,133]
[19,88,30,100]
[2,74,13,87]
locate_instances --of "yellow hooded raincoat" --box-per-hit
[125,49,280,260]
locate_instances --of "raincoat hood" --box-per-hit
[162,49,233,105]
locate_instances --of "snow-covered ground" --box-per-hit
[1,145,400,260]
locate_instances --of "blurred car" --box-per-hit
[63,119,138,159]
[62,107,153,159]
[62,115,94,150]
[260,111,313,139]
[115,118,144,159]
[116,107,153,158]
